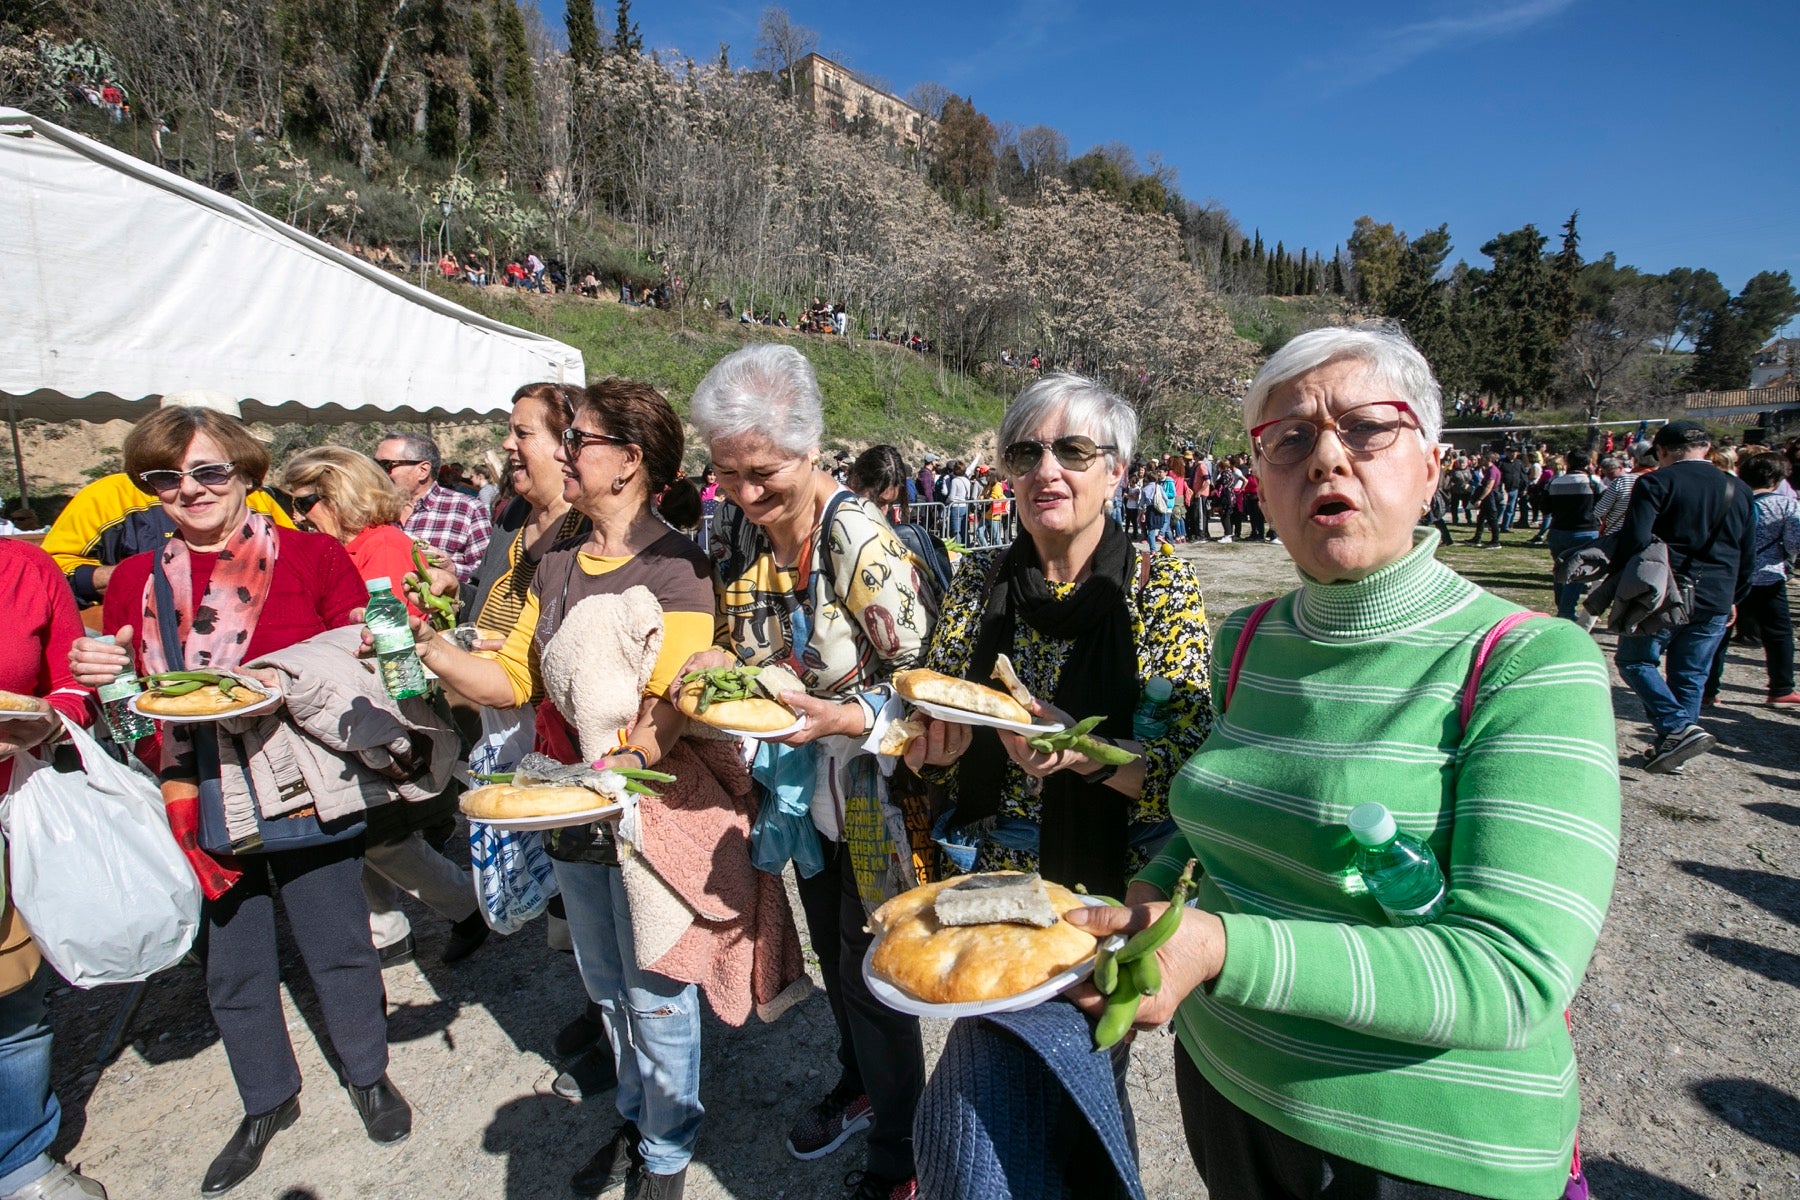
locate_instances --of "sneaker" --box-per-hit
[787,1080,873,1161]
[1769,693,1800,706]
[552,1044,619,1101]
[844,1170,918,1200]
[570,1122,643,1196]
[1644,724,1716,774]
[1216,536,1233,544]
[554,1002,607,1060]
[2,1161,107,1199]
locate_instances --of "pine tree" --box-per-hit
[467,5,495,149]
[1252,229,1264,262]
[1265,254,1279,295]
[566,0,600,69]
[1329,251,1345,296]
[422,0,461,159]
[613,0,643,58]
[1551,210,1581,339]
[496,0,539,180]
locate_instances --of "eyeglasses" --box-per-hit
[1001,436,1117,475]
[1249,402,1417,466]
[560,427,631,455]
[375,458,426,473]
[137,461,237,494]
[290,492,324,516]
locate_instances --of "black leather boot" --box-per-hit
[200,1095,299,1196]
[569,1121,642,1196]
[346,1075,412,1144]
[638,1167,686,1199]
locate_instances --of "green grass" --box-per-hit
[1433,530,1556,612]
[432,283,1010,460]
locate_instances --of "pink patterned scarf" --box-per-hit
[141,511,280,675]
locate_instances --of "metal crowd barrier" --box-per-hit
[692,497,1018,552]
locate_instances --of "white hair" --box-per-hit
[689,343,825,457]
[1243,321,1443,448]
[999,373,1138,467]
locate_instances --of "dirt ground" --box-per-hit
[40,534,1800,1199]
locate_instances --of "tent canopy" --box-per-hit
[0,106,583,424]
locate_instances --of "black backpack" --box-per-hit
[893,521,953,601]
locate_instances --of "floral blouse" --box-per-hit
[924,547,1215,874]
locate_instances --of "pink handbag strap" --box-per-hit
[1224,598,1279,712]
[1459,611,1546,733]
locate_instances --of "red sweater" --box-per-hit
[345,523,426,619]
[103,525,367,666]
[0,539,91,793]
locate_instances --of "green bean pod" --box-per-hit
[1117,859,1197,963]
[1092,945,1120,995]
[1093,986,1140,1049]
[1133,951,1162,995]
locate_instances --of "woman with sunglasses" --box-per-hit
[1065,324,1618,1200]
[904,373,1214,901]
[375,380,747,1200]
[278,446,490,970]
[66,406,408,1197]
[679,344,935,1200]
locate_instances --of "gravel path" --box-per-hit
[41,534,1800,1199]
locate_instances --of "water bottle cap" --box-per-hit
[1145,677,1173,703]
[365,577,392,592]
[1347,802,1397,846]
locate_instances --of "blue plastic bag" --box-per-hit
[749,739,824,878]
[469,819,560,934]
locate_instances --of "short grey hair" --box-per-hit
[689,344,825,457]
[378,430,441,472]
[1243,321,1443,448]
[999,373,1137,468]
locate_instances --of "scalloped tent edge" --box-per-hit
[0,104,582,439]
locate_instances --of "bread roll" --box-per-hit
[0,689,50,715]
[870,874,1099,1004]
[459,783,609,820]
[674,663,804,733]
[893,668,1032,724]
[136,683,267,717]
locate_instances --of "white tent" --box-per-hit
[0,106,584,426]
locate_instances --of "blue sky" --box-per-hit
[539,1,1798,316]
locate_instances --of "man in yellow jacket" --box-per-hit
[40,393,293,606]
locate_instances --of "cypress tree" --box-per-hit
[566,0,600,68]
[422,0,461,159]
[1329,252,1345,295]
[614,0,643,58]
[467,5,495,148]
[1252,228,1264,261]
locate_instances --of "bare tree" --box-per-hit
[1015,123,1068,190]
[754,6,816,101]
[905,80,950,121]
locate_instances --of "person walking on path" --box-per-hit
[1466,453,1503,546]
[1705,451,1800,706]
[1608,421,1755,773]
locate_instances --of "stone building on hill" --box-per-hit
[793,53,935,150]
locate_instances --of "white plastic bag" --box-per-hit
[468,819,558,935]
[0,716,201,986]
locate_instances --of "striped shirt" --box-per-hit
[1139,531,1619,1200]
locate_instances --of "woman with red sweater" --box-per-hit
[1,538,105,1199]
[67,406,406,1197]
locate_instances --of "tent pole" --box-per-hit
[5,396,27,510]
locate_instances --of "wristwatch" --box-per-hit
[1082,741,1120,788]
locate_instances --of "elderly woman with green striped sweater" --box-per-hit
[1069,322,1619,1200]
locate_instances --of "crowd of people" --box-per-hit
[3,321,1795,1200]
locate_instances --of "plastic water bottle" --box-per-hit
[1132,677,1174,742]
[1347,802,1447,926]
[93,634,154,743]
[365,578,428,700]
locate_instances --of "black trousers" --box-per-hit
[1174,1046,1499,1200]
[1471,495,1502,544]
[1706,579,1796,699]
[794,837,925,1179]
[206,839,389,1116]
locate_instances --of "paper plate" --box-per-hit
[907,698,1065,737]
[863,895,1122,1019]
[130,680,283,724]
[0,706,55,723]
[466,803,627,832]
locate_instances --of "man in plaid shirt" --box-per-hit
[376,431,493,583]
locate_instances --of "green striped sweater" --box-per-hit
[1139,532,1619,1200]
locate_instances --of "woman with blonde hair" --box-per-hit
[280,446,490,968]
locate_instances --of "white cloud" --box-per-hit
[1305,0,1577,96]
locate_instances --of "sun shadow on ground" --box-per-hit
[1689,1077,1800,1156]
[1686,932,1800,989]
[1745,800,1800,826]
[1674,861,1800,926]
[1583,1157,1714,1199]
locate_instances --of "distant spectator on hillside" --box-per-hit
[438,251,458,278]
[526,252,546,292]
[505,260,528,288]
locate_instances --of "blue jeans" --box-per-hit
[1546,529,1598,619]
[555,858,704,1174]
[1617,613,1731,738]
[0,966,57,1195]
[1145,511,1171,546]
[1498,487,1521,531]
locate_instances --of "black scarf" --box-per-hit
[958,520,1142,896]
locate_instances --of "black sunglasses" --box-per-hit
[560,427,631,454]
[375,458,426,473]
[1001,436,1117,475]
[291,492,325,516]
[137,461,237,494]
